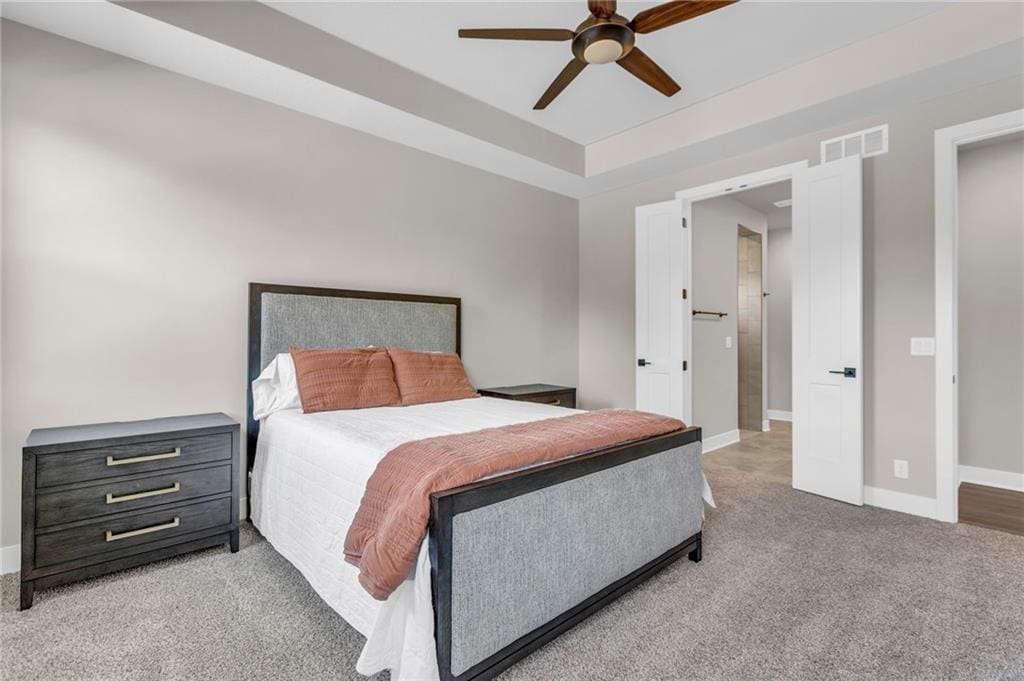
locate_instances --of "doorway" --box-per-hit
[934,109,1024,524]
[636,156,866,506]
[737,226,764,433]
[686,179,793,449]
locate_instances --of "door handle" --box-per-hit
[637,358,653,367]
[828,367,857,378]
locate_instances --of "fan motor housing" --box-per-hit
[572,21,635,64]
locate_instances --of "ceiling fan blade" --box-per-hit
[534,59,587,110]
[630,0,737,34]
[617,47,681,96]
[588,0,617,18]
[458,28,574,41]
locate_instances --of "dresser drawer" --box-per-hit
[520,391,576,409]
[36,433,231,488]
[34,496,231,568]
[35,464,232,529]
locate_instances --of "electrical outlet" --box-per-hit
[894,459,909,479]
[725,336,733,349]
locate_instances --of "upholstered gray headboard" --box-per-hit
[246,283,461,470]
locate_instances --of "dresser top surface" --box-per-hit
[26,413,237,450]
[479,384,574,397]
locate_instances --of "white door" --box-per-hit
[635,200,688,420]
[792,155,864,504]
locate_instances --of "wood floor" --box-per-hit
[959,482,1024,536]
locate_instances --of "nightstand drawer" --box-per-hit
[520,391,576,409]
[36,433,232,488]
[34,496,231,568]
[35,464,232,529]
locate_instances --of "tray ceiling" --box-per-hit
[271,1,942,144]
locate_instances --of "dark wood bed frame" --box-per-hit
[246,282,702,681]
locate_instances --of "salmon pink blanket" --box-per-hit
[343,409,685,600]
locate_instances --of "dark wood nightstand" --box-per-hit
[478,384,576,409]
[20,413,240,609]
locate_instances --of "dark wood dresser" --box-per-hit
[478,384,577,409]
[21,413,240,609]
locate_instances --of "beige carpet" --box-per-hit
[3,422,1023,680]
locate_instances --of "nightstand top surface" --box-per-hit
[26,413,238,450]
[479,384,574,397]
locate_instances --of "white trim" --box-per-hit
[959,465,1024,493]
[762,419,771,432]
[934,108,1024,523]
[767,409,793,422]
[1,545,19,575]
[240,496,248,520]
[863,486,939,520]
[675,161,807,447]
[702,429,741,454]
[675,161,808,204]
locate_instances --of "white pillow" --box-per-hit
[252,353,302,420]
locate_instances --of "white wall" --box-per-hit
[691,196,767,439]
[0,23,579,548]
[957,135,1024,475]
[766,228,792,413]
[578,75,1024,499]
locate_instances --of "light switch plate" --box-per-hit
[725,336,733,349]
[894,459,909,479]
[910,337,935,356]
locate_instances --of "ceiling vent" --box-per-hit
[820,124,889,163]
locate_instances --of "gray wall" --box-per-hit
[691,196,767,439]
[766,228,792,413]
[957,135,1024,475]
[0,22,579,547]
[578,75,1024,498]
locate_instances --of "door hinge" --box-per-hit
[681,288,688,299]
[681,216,687,228]
[682,360,688,371]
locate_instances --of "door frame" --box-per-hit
[933,108,1024,523]
[674,160,808,433]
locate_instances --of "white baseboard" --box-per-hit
[863,486,938,520]
[958,465,1024,492]
[1,544,19,575]
[703,429,741,454]
[0,497,250,576]
[767,409,792,422]
[762,419,771,432]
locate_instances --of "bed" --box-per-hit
[246,283,706,681]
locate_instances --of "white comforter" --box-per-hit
[250,397,579,681]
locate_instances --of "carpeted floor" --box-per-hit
[3,422,1023,680]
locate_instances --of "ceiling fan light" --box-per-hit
[583,38,623,64]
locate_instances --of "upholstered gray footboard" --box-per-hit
[429,428,703,681]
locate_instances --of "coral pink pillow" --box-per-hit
[290,347,401,413]
[387,348,478,406]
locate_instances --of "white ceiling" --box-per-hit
[271,1,942,144]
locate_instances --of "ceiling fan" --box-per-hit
[458,0,737,109]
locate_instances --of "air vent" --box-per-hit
[820,124,888,163]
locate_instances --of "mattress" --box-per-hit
[250,396,578,681]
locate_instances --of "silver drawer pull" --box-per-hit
[105,517,179,542]
[106,482,180,505]
[106,448,181,467]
